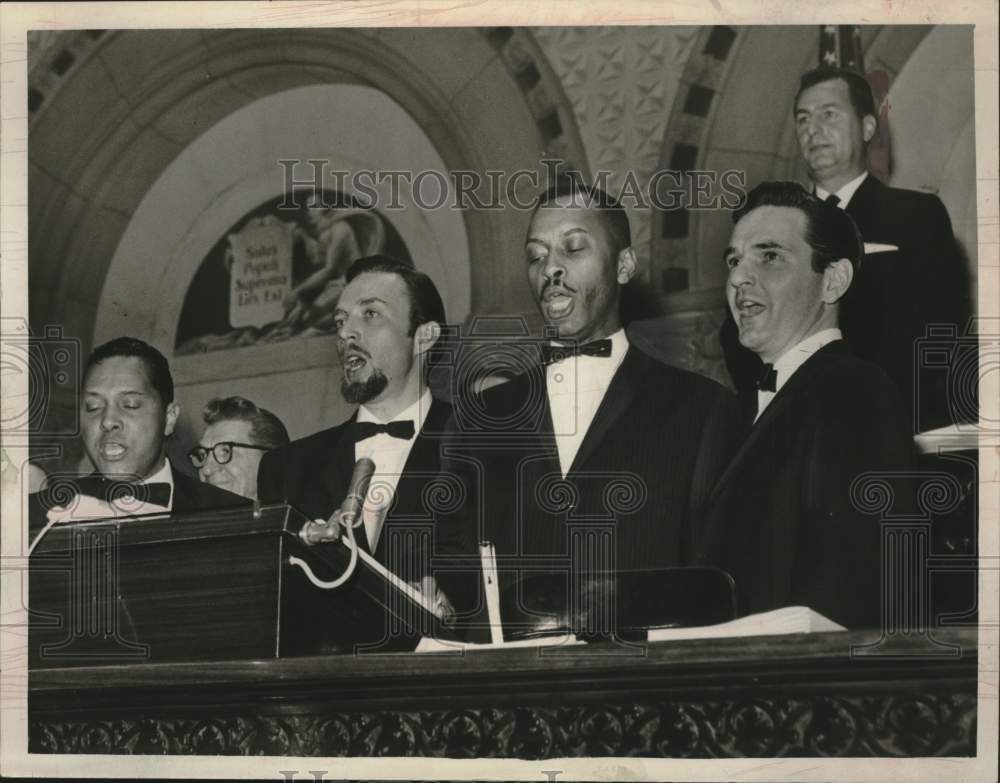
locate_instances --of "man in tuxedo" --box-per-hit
[429,182,740,636]
[29,337,249,531]
[257,254,451,584]
[699,181,914,629]
[723,67,971,432]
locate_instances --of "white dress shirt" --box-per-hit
[546,328,629,477]
[816,171,868,208]
[353,388,432,550]
[755,329,843,422]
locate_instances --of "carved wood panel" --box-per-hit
[31,692,976,757]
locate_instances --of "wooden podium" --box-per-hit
[26,507,979,758]
[28,504,448,669]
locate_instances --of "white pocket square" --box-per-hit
[863,242,899,254]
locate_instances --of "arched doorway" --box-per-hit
[28,27,588,467]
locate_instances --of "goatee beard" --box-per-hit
[341,370,389,404]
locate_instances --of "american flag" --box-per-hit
[818,25,864,70]
[818,24,891,182]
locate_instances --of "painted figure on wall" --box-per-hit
[175,191,407,355]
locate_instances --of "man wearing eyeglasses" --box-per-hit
[190,396,290,502]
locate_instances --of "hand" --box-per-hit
[299,517,341,545]
[412,575,456,625]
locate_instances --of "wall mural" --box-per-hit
[175,191,411,355]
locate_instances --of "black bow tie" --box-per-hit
[824,193,841,207]
[73,475,172,508]
[350,420,415,442]
[756,364,778,393]
[540,339,613,366]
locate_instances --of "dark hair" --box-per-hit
[734,181,863,274]
[345,254,447,335]
[86,336,174,404]
[796,67,877,127]
[533,177,632,257]
[202,396,290,450]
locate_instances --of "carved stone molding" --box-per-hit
[532,26,701,278]
[31,692,976,757]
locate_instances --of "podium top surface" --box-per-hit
[29,503,300,553]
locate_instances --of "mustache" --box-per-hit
[338,342,371,359]
[541,279,578,297]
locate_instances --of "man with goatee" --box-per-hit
[257,254,451,581]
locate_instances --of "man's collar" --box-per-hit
[357,387,432,432]
[144,459,173,487]
[770,328,843,380]
[815,171,868,207]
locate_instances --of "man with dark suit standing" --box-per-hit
[29,337,249,532]
[723,67,971,432]
[257,254,451,584]
[429,182,740,634]
[700,181,914,629]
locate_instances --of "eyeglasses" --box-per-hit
[188,441,268,468]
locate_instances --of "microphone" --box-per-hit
[299,458,375,546]
[338,456,375,531]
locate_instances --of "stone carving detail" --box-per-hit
[532,27,701,273]
[31,693,976,757]
[28,30,107,118]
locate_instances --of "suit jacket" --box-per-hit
[721,174,972,431]
[696,341,915,629]
[431,345,741,626]
[841,174,972,430]
[257,397,453,582]
[171,468,253,513]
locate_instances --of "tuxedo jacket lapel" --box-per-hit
[711,342,846,500]
[845,174,882,238]
[523,363,557,440]
[567,346,642,476]
[317,413,363,549]
[384,399,451,520]
[368,399,454,562]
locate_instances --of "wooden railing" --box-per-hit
[30,628,977,758]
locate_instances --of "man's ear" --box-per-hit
[413,321,441,356]
[164,401,180,438]
[822,258,854,304]
[616,247,638,285]
[861,114,877,144]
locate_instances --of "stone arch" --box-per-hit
[27,26,588,457]
[651,24,936,299]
